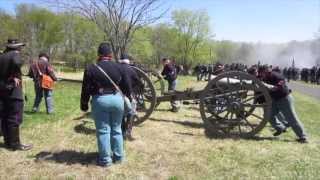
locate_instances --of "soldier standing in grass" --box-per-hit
[316,66,320,84]
[81,42,132,167]
[0,39,32,151]
[161,58,180,112]
[118,53,142,141]
[28,53,57,114]
[259,66,308,143]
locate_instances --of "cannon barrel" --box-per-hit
[210,75,275,89]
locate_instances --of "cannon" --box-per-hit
[131,67,272,138]
[58,66,272,138]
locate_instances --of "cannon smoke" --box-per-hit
[247,39,320,68]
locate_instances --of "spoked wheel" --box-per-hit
[132,67,157,125]
[146,70,165,96]
[199,71,272,138]
[145,70,165,108]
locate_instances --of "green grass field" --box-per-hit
[23,81,82,127]
[1,76,320,179]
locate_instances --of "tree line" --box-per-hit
[1,2,319,71]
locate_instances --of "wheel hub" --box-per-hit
[229,101,242,113]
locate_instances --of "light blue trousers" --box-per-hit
[92,93,124,165]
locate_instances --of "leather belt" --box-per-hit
[98,87,117,95]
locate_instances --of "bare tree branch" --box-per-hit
[43,0,166,59]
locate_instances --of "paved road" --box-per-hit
[288,81,320,100]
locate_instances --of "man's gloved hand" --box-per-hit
[81,103,89,112]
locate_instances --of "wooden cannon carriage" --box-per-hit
[59,66,272,138]
[129,67,272,138]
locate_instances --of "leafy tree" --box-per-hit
[213,41,237,63]
[60,12,104,69]
[172,9,211,68]
[0,10,18,46]
[128,27,154,65]
[47,0,166,59]
[150,24,180,66]
[194,40,217,64]
[15,4,64,58]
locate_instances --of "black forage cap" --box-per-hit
[98,42,112,56]
[6,38,25,48]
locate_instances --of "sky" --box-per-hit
[0,0,319,43]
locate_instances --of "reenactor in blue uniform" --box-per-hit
[272,66,281,73]
[199,65,206,81]
[316,67,320,84]
[202,65,209,81]
[194,64,202,81]
[293,67,298,81]
[213,62,224,75]
[282,67,288,80]
[118,54,143,141]
[207,64,213,80]
[161,58,180,112]
[287,67,293,82]
[0,39,32,151]
[310,66,317,83]
[301,68,310,83]
[80,42,132,166]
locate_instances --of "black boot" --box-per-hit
[0,122,2,137]
[0,119,3,137]
[1,122,9,147]
[7,127,32,151]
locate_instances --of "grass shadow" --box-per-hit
[183,114,201,119]
[154,108,171,112]
[73,112,91,121]
[24,110,47,115]
[185,106,200,111]
[203,128,295,142]
[150,117,294,142]
[35,150,97,165]
[173,131,202,137]
[74,121,95,135]
[245,136,278,141]
[149,117,204,129]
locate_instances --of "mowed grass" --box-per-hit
[22,79,82,127]
[0,76,320,179]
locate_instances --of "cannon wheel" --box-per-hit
[146,70,166,96]
[199,71,272,138]
[144,70,165,108]
[132,67,157,125]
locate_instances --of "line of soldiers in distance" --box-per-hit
[282,66,320,84]
[193,63,247,81]
[194,63,320,84]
